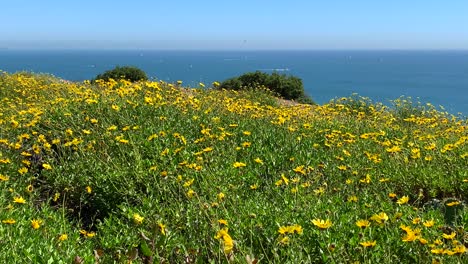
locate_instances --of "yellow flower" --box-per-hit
[386,145,402,153]
[347,196,358,202]
[254,158,263,165]
[388,193,397,198]
[86,186,92,194]
[42,163,52,170]
[58,234,68,241]
[430,248,444,255]
[355,219,371,228]
[423,220,435,228]
[80,230,96,238]
[360,240,376,247]
[133,213,144,225]
[2,219,16,224]
[446,201,460,207]
[397,196,409,205]
[0,174,9,181]
[359,174,371,184]
[338,165,347,171]
[279,236,290,245]
[442,232,456,240]
[187,189,196,198]
[26,184,34,192]
[215,228,234,254]
[233,162,246,168]
[158,222,166,236]
[18,167,28,175]
[217,192,225,201]
[183,179,194,188]
[31,219,42,229]
[311,219,332,229]
[370,212,388,224]
[281,174,289,185]
[250,184,258,190]
[53,192,61,202]
[13,196,26,204]
[293,165,306,175]
[218,219,228,226]
[452,244,466,254]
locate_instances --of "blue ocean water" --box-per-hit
[1,50,467,115]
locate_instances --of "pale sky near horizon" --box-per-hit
[1,0,467,50]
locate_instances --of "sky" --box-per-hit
[1,0,467,50]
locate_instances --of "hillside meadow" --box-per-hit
[0,71,467,263]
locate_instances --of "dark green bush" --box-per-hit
[218,71,314,104]
[93,66,148,82]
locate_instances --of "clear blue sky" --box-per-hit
[1,0,467,49]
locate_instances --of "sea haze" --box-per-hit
[1,50,467,115]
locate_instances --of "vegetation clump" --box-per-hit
[218,71,314,104]
[0,71,467,263]
[93,66,148,82]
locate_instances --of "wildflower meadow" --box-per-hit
[0,71,466,263]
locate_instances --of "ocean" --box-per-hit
[1,50,467,115]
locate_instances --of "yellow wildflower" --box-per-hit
[233,162,246,168]
[18,167,28,175]
[281,174,289,185]
[370,212,388,224]
[311,219,332,229]
[133,213,144,225]
[254,158,263,164]
[187,189,196,198]
[158,222,166,235]
[279,236,290,245]
[423,220,435,228]
[360,240,376,247]
[217,192,225,201]
[31,219,42,229]
[0,174,9,181]
[13,196,26,204]
[2,219,16,224]
[79,230,96,238]
[446,201,460,207]
[58,234,68,241]
[355,219,371,228]
[442,232,456,240]
[293,165,306,175]
[215,228,234,254]
[397,196,409,205]
[42,163,52,170]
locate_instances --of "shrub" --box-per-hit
[93,66,148,82]
[218,71,314,104]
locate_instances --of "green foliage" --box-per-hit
[219,71,315,104]
[93,66,148,82]
[1,73,467,263]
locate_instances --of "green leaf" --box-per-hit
[140,241,153,257]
